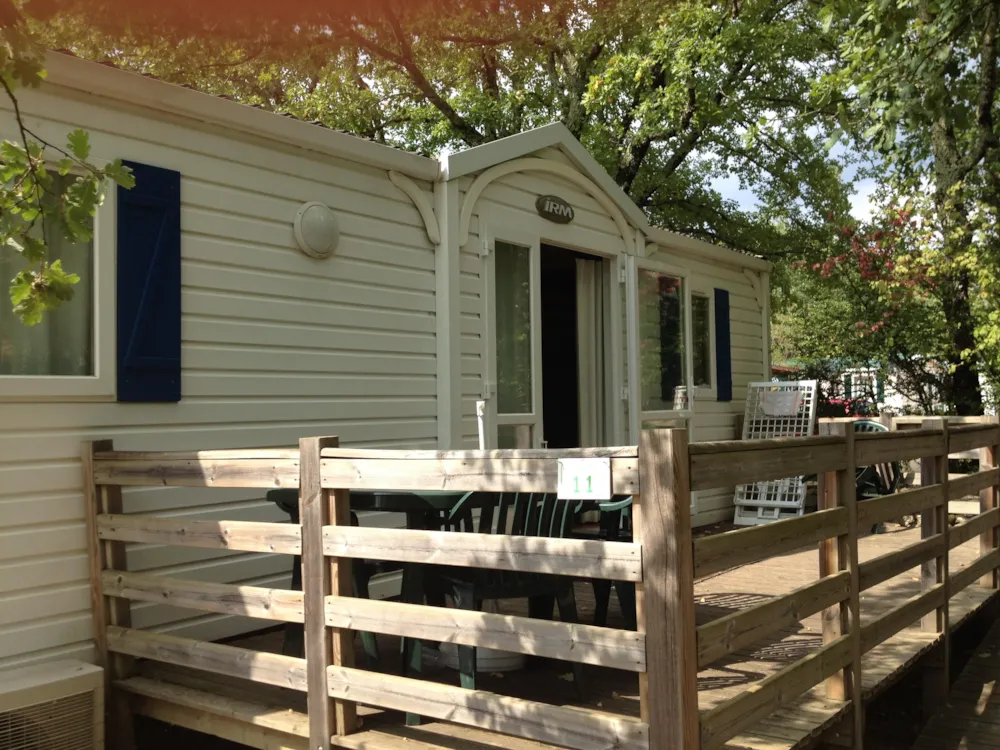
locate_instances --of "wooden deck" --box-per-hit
[912,617,1000,749]
[696,524,997,750]
[122,523,998,750]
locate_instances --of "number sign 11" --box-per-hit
[557,457,613,501]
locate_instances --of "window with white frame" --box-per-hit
[0,172,114,400]
[638,269,687,412]
[691,292,713,388]
[0,175,94,376]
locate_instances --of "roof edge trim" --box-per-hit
[645,226,772,272]
[42,52,440,182]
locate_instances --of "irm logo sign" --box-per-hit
[535,194,575,224]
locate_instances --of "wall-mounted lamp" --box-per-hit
[293,201,340,259]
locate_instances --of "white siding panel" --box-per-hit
[644,248,766,527]
[0,87,438,667]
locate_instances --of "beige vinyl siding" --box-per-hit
[458,180,486,447]
[0,85,438,669]
[647,247,766,525]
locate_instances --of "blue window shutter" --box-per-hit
[714,288,733,401]
[117,161,181,402]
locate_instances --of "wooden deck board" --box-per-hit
[123,525,997,750]
[912,617,1000,749]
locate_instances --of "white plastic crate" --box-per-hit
[734,381,818,526]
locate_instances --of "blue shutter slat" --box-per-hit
[714,288,733,402]
[117,161,181,402]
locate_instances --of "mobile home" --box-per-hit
[0,52,771,669]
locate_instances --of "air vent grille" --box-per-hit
[0,690,96,750]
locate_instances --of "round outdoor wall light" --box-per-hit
[293,201,340,259]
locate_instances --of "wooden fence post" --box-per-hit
[817,423,863,746]
[300,436,356,750]
[82,439,135,750]
[635,428,698,750]
[979,415,999,589]
[920,419,950,711]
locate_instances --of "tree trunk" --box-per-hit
[942,268,983,415]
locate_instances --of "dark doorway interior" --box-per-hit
[540,243,583,449]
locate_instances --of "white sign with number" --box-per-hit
[557,457,613,501]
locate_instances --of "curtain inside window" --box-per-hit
[0,188,94,376]
[638,269,686,411]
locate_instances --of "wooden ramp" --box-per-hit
[912,618,1000,750]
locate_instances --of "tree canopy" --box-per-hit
[810,0,1000,413]
[34,0,853,257]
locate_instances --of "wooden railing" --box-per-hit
[308,434,684,750]
[83,433,689,750]
[83,420,1000,750]
[688,417,1000,750]
[81,440,308,750]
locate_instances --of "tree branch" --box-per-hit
[965,0,1000,172]
[346,7,486,146]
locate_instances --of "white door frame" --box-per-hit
[480,204,626,448]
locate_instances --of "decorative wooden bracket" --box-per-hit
[744,268,765,309]
[388,170,441,246]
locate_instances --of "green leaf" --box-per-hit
[20,235,47,263]
[9,271,32,306]
[44,260,80,302]
[66,129,91,161]
[104,159,136,189]
[0,140,27,165]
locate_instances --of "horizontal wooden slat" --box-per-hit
[325,596,645,672]
[860,584,946,654]
[950,508,1000,549]
[948,468,1000,501]
[323,526,642,582]
[856,484,945,528]
[859,535,946,591]
[321,446,638,459]
[97,514,301,554]
[94,458,300,488]
[855,430,944,465]
[950,549,1000,594]
[95,449,300,461]
[107,626,307,691]
[103,571,304,623]
[893,417,984,426]
[948,424,1000,454]
[321,457,639,494]
[696,572,850,669]
[690,441,847,492]
[694,508,848,579]
[118,676,309,738]
[699,635,853,749]
[689,435,845,455]
[326,665,649,750]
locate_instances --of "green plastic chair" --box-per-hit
[405,492,586,719]
[576,497,637,631]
